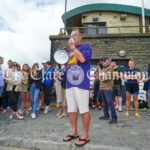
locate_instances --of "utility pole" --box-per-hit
[64,0,67,33]
[141,0,146,33]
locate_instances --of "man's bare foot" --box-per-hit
[75,137,90,146]
[63,133,79,142]
[75,134,89,146]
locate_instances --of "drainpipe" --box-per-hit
[141,0,146,33]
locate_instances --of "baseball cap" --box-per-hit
[46,61,52,65]
[42,60,47,64]
[101,57,109,61]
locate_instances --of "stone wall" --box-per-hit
[49,33,150,71]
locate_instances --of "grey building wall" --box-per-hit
[49,34,150,71]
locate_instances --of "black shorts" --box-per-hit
[113,85,122,96]
[125,83,139,95]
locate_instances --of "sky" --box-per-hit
[0,0,150,68]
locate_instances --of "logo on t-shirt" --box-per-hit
[67,65,84,85]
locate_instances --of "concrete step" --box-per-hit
[0,146,32,150]
[0,137,138,150]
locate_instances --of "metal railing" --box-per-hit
[58,25,150,35]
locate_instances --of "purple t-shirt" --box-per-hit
[66,44,92,90]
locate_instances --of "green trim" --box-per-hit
[62,3,150,27]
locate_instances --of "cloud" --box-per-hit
[0,16,15,32]
[0,0,150,68]
[0,0,64,68]
[67,0,150,10]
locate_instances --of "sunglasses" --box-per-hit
[102,60,106,62]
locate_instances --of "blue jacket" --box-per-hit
[41,68,46,84]
[143,68,150,91]
[42,67,54,86]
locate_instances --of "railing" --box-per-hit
[58,25,150,35]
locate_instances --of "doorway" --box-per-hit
[112,59,129,71]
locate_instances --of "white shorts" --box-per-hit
[66,87,89,114]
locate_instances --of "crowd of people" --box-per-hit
[0,58,68,119]
[0,29,150,147]
[91,58,150,118]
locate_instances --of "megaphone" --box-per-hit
[54,49,69,64]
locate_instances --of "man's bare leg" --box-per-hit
[63,112,78,140]
[75,112,90,145]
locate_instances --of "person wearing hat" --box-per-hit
[42,61,54,114]
[38,61,48,110]
[99,57,117,124]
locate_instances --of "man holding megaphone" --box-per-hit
[63,29,92,147]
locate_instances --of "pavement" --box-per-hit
[0,147,31,150]
[0,106,150,150]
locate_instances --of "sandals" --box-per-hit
[63,135,79,142]
[135,113,140,118]
[75,138,90,147]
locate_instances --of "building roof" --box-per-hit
[62,3,150,27]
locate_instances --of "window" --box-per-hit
[83,22,107,34]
